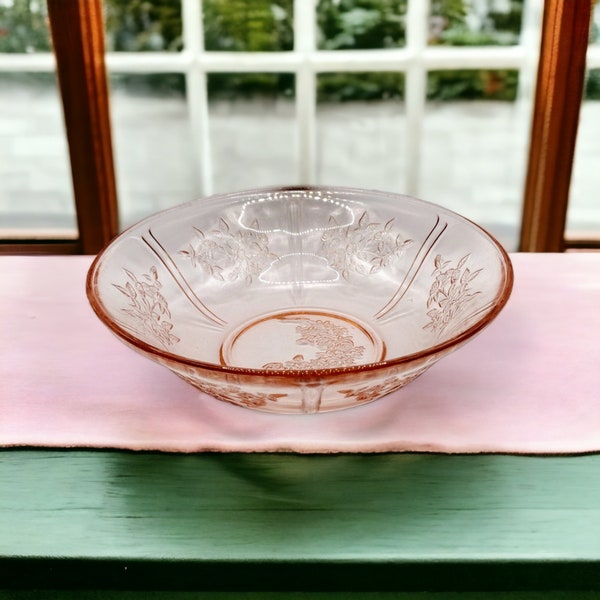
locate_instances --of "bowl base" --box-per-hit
[220,308,385,371]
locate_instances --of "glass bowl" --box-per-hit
[86,186,513,414]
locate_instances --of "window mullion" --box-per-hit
[294,0,317,184]
[183,0,213,197]
[519,0,591,251]
[404,0,429,197]
[46,0,118,254]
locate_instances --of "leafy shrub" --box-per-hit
[0,0,51,53]
[1,0,526,101]
[317,0,406,50]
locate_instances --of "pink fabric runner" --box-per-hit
[1,253,598,454]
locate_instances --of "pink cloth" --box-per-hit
[1,253,598,454]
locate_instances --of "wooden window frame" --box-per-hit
[1,0,597,254]
[0,0,118,255]
[519,0,594,251]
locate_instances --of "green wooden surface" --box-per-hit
[1,451,599,592]
[2,593,600,600]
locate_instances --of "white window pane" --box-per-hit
[104,1,183,52]
[0,73,76,235]
[0,0,51,53]
[567,69,600,238]
[420,91,528,251]
[317,0,406,50]
[316,72,406,191]
[109,73,198,228]
[208,73,296,193]
[203,0,294,52]
[429,0,523,46]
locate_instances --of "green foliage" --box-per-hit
[104,0,183,51]
[585,69,600,100]
[208,72,294,100]
[203,0,293,52]
[318,72,404,102]
[1,0,529,102]
[427,69,519,101]
[0,0,51,53]
[430,0,522,46]
[317,0,406,50]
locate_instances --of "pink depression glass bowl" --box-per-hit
[87,185,513,414]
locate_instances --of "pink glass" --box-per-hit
[87,185,513,414]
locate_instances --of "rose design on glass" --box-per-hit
[179,218,278,284]
[113,266,180,347]
[182,378,286,408]
[320,212,413,279]
[338,375,407,403]
[424,254,482,335]
[263,318,365,370]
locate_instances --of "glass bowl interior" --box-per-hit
[87,186,513,413]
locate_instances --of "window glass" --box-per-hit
[109,73,197,228]
[0,0,51,53]
[0,0,76,237]
[567,81,600,238]
[208,73,296,193]
[567,62,600,239]
[427,68,518,101]
[203,0,293,52]
[104,0,183,52]
[429,0,523,46]
[566,2,600,241]
[317,0,406,50]
[316,72,405,190]
[421,70,526,250]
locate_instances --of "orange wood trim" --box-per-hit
[519,0,592,252]
[0,240,82,255]
[46,0,119,254]
[565,238,600,250]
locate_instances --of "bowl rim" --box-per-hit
[86,184,514,378]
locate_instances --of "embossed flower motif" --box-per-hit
[338,375,406,403]
[320,212,413,279]
[188,380,286,408]
[262,318,365,370]
[179,218,278,284]
[113,266,180,347]
[424,254,482,335]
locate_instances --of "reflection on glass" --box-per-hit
[421,70,525,251]
[567,68,600,238]
[109,73,197,229]
[429,0,523,46]
[317,0,406,50]
[203,0,293,52]
[317,72,405,191]
[104,0,183,52]
[0,0,51,53]
[0,73,76,234]
[208,73,296,193]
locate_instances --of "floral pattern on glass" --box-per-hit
[113,266,180,347]
[424,254,482,336]
[319,212,413,279]
[338,368,428,403]
[338,375,406,403]
[179,217,278,284]
[181,377,287,408]
[262,317,365,370]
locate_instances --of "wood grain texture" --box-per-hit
[1,591,600,599]
[0,240,82,255]
[46,0,119,254]
[1,451,599,591]
[519,0,591,252]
